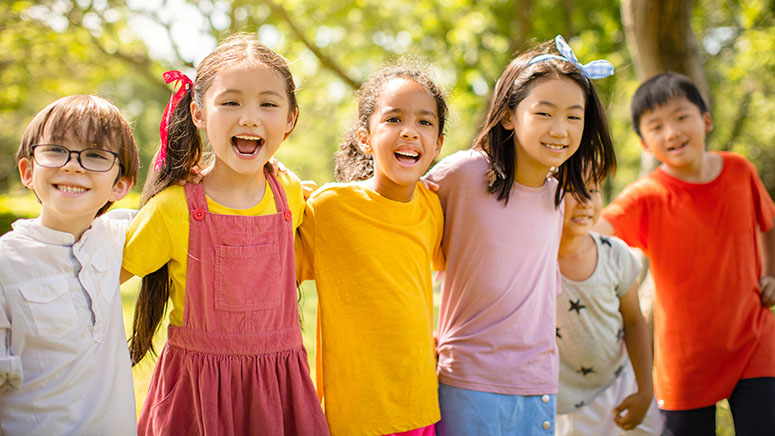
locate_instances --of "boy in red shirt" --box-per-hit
[597,72,775,436]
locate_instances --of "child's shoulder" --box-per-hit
[430,149,488,173]
[276,166,303,189]
[307,181,363,205]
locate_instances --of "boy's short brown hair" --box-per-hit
[17,95,139,215]
[630,72,709,138]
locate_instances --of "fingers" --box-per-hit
[760,276,775,307]
[421,178,439,192]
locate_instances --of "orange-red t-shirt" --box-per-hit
[602,152,775,410]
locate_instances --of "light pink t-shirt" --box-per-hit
[426,149,562,395]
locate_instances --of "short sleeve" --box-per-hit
[607,235,642,298]
[295,199,316,282]
[744,158,775,232]
[601,180,653,251]
[123,187,181,277]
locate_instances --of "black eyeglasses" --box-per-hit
[30,144,120,172]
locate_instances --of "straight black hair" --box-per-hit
[630,72,708,138]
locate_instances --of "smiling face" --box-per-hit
[191,64,297,178]
[18,124,131,239]
[637,96,712,175]
[563,179,603,238]
[358,78,443,202]
[502,76,585,187]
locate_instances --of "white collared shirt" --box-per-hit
[0,209,137,436]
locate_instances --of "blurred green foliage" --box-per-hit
[2,0,772,202]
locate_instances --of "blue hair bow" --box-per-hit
[528,35,614,80]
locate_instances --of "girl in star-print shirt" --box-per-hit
[555,176,662,436]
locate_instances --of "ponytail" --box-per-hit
[128,90,201,366]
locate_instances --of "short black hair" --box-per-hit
[631,72,708,137]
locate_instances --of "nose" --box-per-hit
[549,118,569,138]
[664,120,680,140]
[239,107,261,127]
[61,151,86,172]
[400,126,418,140]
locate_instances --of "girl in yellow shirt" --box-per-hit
[296,59,447,436]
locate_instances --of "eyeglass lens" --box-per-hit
[33,145,117,172]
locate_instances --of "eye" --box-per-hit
[261,102,279,108]
[41,145,68,155]
[84,150,111,161]
[536,112,551,117]
[386,116,401,123]
[568,115,582,121]
[222,100,239,107]
[419,119,433,126]
[677,114,689,121]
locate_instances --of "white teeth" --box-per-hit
[544,143,566,150]
[235,135,261,140]
[395,151,419,158]
[57,185,87,193]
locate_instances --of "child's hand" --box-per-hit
[301,180,319,200]
[175,164,208,186]
[421,177,439,192]
[760,275,775,307]
[613,391,650,431]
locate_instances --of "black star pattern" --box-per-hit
[574,400,586,409]
[577,366,595,376]
[615,284,620,293]
[569,298,586,314]
[556,327,562,339]
[616,328,625,342]
[614,364,625,378]
[600,236,612,247]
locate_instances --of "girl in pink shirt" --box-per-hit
[426,35,617,436]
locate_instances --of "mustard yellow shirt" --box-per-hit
[124,170,304,327]
[295,182,444,436]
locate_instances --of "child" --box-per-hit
[295,60,446,436]
[597,72,775,435]
[555,177,663,435]
[121,33,329,435]
[424,35,616,435]
[0,95,138,434]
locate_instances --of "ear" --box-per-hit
[357,128,372,154]
[283,107,299,140]
[109,177,133,203]
[190,100,206,130]
[18,158,34,189]
[703,112,713,134]
[500,109,515,131]
[433,134,445,159]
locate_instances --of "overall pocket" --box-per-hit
[214,242,281,312]
[20,283,79,337]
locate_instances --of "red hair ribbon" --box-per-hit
[155,70,194,171]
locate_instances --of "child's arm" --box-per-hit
[120,268,134,284]
[613,280,654,431]
[593,216,615,236]
[760,223,775,307]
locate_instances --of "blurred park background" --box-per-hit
[2,0,774,433]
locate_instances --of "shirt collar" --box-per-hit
[11,218,76,246]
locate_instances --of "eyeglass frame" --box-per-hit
[29,144,122,173]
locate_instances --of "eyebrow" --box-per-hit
[218,89,285,98]
[536,100,584,111]
[382,107,438,118]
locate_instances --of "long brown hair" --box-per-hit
[334,58,448,182]
[475,39,616,207]
[129,33,299,365]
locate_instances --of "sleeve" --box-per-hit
[122,188,178,277]
[0,286,23,391]
[295,198,316,282]
[744,157,775,232]
[428,190,446,272]
[601,180,652,251]
[608,235,643,298]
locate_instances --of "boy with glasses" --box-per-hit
[0,95,139,434]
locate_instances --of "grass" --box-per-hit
[0,191,739,432]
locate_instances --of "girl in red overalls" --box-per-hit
[121,33,329,435]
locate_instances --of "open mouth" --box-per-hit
[394,149,421,165]
[55,184,88,194]
[232,135,264,156]
[667,142,687,153]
